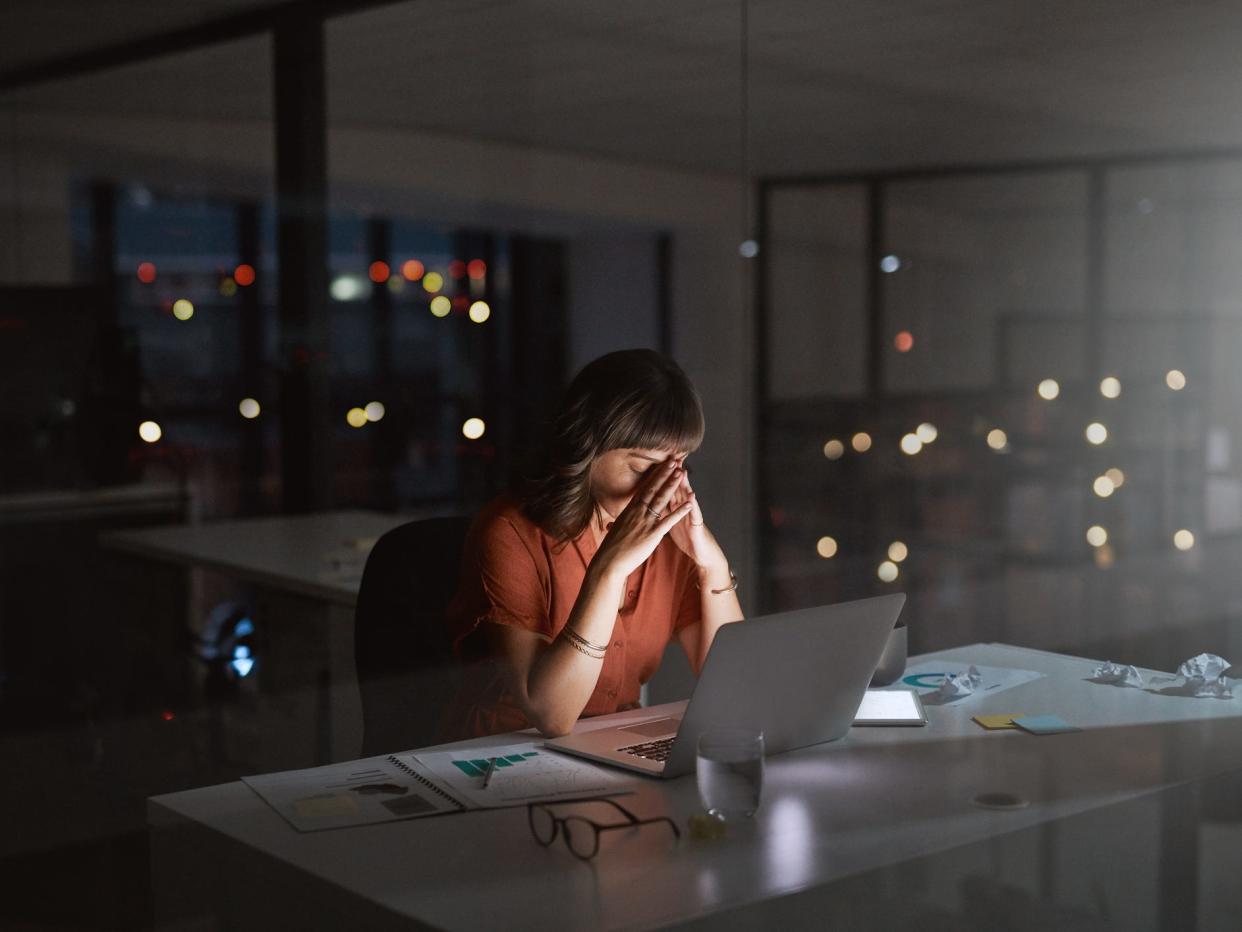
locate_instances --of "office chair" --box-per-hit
[354,514,472,757]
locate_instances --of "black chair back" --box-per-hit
[354,515,471,756]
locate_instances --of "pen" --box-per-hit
[481,757,498,789]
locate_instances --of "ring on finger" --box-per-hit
[645,504,663,519]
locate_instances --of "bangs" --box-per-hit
[602,383,704,456]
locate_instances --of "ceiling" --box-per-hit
[6,0,1242,178]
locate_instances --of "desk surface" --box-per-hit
[103,509,431,606]
[149,643,1242,930]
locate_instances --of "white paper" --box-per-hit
[408,743,632,806]
[1091,660,1144,688]
[897,662,1044,705]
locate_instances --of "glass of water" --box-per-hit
[696,728,764,822]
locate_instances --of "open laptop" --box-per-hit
[544,593,905,778]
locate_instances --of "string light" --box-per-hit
[986,428,1008,450]
[900,433,923,455]
[823,440,845,460]
[888,541,908,562]
[138,420,162,443]
[1100,376,1121,399]
[364,401,385,422]
[1037,379,1060,400]
[851,432,872,453]
[346,407,368,428]
[1166,369,1187,391]
[816,536,838,558]
[1086,525,1108,547]
[1105,467,1125,488]
[468,301,491,323]
[1173,529,1195,551]
[462,417,486,440]
[877,561,899,582]
[916,423,938,443]
[1093,476,1115,498]
[1085,422,1108,445]
[238,398,260,419]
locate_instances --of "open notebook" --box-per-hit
[243,742,632,832]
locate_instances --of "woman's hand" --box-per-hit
[666,468,730,581]
[593,459,694,581]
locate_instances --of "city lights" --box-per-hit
[1166,369,1187,391]
[894,331,914,353]
[1085,422,1108,445]
[1086,525,1108,547]
[1173,529,1195,551]
[739,240,760,259]
[916,423,938,444]
[900,433,923,455]
[880,255,901,273]
[402,260,425,281]
[137,262,157,284]
[1100,376,1121,399]
[877,561,899,582]
[1105,467,1125,488]
[468,300,491,323]
[234,264,256,287]
[430,295,452,317]
[1093,475,1116,498]
[138,420,162,443]
[346,407,368,428]
[816,536,838,558]
[364,401,385,422]
[330,275,365,301]
[851,432,872,453]
[986,428,1008,450]
[1037,379,1060,400]
[238,398,260,419]
[823,439,845,460]
[219,278,238,297]
[422,272,444,293]
[888,541,908,562]
[172,299,194,321]
[369,261,390,283]
[462,417,486,440]
[467,259,487,279]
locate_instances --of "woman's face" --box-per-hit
[590,447,686,511]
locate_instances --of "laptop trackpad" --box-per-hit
[619,717,680,738]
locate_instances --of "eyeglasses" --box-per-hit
[527,797,681,860]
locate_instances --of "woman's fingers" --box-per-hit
[647,463,685,516]
[656,497,695,535]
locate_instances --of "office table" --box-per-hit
[148,643,1242,930]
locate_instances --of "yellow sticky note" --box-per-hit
[973,714,1021,731]
[292,794,358,818]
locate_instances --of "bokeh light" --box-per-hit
[1100,376,1121,399]
[387,276,405,293]
[851,432,872,453]
[402,259,425,281]
[894,331,914,353]
[136,262,157,284]
[877,561,899,582]
[369,261,390,283]
[1094,543,1116,569]
[816,536,838,559]
[234,264,256,287]
[172,299,194,321]
[467,259,487,279]
[1037,378,1060,400]
[468,300,491,323]
[448,260,466,278]
[219,278,238,297]
[238,398,261,419]
[430,296,452,317]
[823,439,845,460]
[986,428,1008,450]
[462,417,486,440]
[1086,525,1108,547]
[346,407,368,428]
[1173,529,1195,551]
[900,433,923,455]
[1105,467,1125,488]
[1085,422,1108,445]
[1093,475,1116,498]
[364,401,385,422]
[888,541,908,563]
[422,272,445,293]
[880,255,901,273]
[916,423,938,444]
[138,420,162,443]
[1166,369,1187,391]
[330,275,365,301]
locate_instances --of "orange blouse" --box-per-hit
[440,494,702,739]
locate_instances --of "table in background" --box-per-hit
[148,643,1242,931]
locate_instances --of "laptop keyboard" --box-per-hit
[618,736,674,762]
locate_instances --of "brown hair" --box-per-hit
[522,349,704,541]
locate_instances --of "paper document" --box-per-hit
[408,743,632,806]
[898,662,1044,705]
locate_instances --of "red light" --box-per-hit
[161,710,175,722]
[401,259,424,281]
[137,262,157,284]
[894,331,914,353]
[448,260,466,279]
[467,259,487,280]
[234,263,256,286]
[451,295,469,309]
[369,261,390,283]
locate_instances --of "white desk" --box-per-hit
[148,644,1242,931]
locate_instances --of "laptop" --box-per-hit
[544,593,905,778]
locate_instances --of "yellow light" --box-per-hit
[1093,475,1115,498]
[138,420,162,443]
[1085,422,1108,445]
[346,407,368,428]
[900,433,923,455]
[816,536,838,559]
[1100,376,1121,399]
[1037,379,1060,400]
[430,295,451,317]
[877,560,899,583]
[422,272,444,293]
[1094,543,1116,569]
[822,439,845,460]
[851,432,872,453]
[364,401,385,422]
[1105,467,1125,488]
[1166,369,1187,391]
[238,398,261,419]
[172,299,194,321]
[219,278,238,297]
[888,541,908,563]
[468,300,491,323]
[916,423,938,444]
[986,428,1008,450]
[462,417,486,440]
[1086,525,1108,547]
[1173,529,1195,551]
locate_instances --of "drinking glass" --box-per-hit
[696,727,764,821]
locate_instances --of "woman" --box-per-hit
[441,349,743,739]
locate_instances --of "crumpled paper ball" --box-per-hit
[936,664,983,699]
[1092,660,1144,688]
[1176,653,1233,698]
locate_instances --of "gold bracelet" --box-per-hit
[564,626,610,653]
[565,637,606,660]
[710,571,739,595]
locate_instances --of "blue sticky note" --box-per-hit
[1012,715,1081,735]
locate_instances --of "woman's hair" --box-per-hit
[522,349,704,541]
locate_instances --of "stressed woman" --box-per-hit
[441,349,744,739]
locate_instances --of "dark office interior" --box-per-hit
[4,2,1242,930]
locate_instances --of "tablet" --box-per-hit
[852,688,928,726]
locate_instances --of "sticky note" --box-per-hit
[1011,715,1081,735]
[973,714,1021,730]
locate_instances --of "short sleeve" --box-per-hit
[474,516,552,640]
[673,559,702,633]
